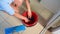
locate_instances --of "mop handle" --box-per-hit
[25,0,32,18]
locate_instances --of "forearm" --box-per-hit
[25,0,32,18]
[13,13,26,20]
[25,0,31,12]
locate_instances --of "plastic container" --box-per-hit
[22,11,38,27]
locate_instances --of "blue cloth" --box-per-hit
[5,27,14,34]
[15,25,26,32]
[5,25,26,34]
[0,0,15,15]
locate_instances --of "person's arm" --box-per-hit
[11,2,29,22]
[14,12,28,20]
[0,1,29,22]
[13,8,29,22]
[25,0,32,18]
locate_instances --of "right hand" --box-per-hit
[24,17,29,22]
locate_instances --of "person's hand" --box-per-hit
[28,10,32,18]
[23,17,29,22]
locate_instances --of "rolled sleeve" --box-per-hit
[0,2,15,15]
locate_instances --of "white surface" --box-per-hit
[41,0,60,13]
[52,29,60,34]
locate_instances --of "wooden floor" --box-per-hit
[0,0,53,34]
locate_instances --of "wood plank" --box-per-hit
[0,11,22,27]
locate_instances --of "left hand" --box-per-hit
[25,0,32,18]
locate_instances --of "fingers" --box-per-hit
[28,12,32,18]
[23,17,29,22]
[24,19,29,22]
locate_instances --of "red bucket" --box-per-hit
[22,11,38,27]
